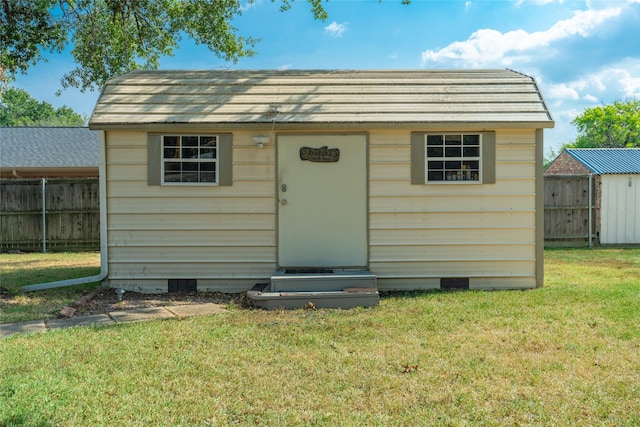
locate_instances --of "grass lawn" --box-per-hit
[1,248,639,425]
[0,252,101,323]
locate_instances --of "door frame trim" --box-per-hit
[275,131,370,270]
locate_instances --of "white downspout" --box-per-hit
[588,173,593,248]
[22,131,109,292]
[41,178,47,253]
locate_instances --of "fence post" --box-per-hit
[41,178,47,253]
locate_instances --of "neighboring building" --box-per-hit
[545,148,640,245]
[0,127,99,178]
[89,69,554,301]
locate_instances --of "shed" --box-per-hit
[0,127,99,178]
[545,148,640,245]
[89,69,554,306]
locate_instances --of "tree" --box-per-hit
[0,0,337,92]
[0,86,86,126]
[570,99,640,148]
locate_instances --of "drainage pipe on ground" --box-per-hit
[22,132,108,292]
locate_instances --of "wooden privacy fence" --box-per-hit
[0,178,99,252]
[544,175,596,247]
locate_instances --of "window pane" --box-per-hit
[163,136,179,159]
[427,147,443,157]
[445,147,461,157]
[201,136,217,148]
[445,135,462,145]
[428,171,444,181]
[428,161,443,169]
[445,160,461,169]
[182,147,198,158]
[182,136,198,147]
[427,135,443,145]
[464,160,479,170]
[200,162,216,182]
[164,147,178,158]
[200,148,216,159]
[182,162,198,182]
[163,136,179,147]
[463,147,480,157]
[164,162,182,182]
[463,135,479,145]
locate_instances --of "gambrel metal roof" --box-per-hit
[89,69,554,130]
[565,148,640,174]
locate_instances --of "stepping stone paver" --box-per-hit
[47,314,114,330]
[109,307,175,323]
[0,320,47,337]
[166,303,225,317]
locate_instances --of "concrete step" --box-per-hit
[270,269,377,292]
[247,283,379,310]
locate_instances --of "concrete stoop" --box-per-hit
[247,270,379,310]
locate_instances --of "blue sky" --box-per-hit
[13,0,640,154]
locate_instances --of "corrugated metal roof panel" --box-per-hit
[89,69,554,129]
[565,148,640,174]
[0,127,99,168]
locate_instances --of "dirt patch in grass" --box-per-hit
[79,288,246,316]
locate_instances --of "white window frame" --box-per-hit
[161,134,219,185]
[424,133,482,184]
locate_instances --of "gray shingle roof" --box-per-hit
[0,127,99,169]
[90,69,554,129]
[565,148,640,174]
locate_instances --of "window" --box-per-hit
[162,135,218,184]
[147,133,233,186]
[411,132,495,185]
[426,133,480,182]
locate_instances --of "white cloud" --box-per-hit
[421,6,622,67]
[547,83,580,100]
[278,64,293,71]
[324,21,348,38]
[517,0,564,6]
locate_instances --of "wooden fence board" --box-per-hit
[1,179,99,252]
[544,175,595,247]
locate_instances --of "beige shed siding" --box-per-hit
[106,130,277,292]
[369,129,537,290]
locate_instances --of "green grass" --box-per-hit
[1,248,639,426]
[0,252,100,323]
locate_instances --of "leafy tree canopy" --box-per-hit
[1,0,408,92]
[0,86,86,126]
[570,99,640,148]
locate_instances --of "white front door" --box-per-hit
[277,134,368,268]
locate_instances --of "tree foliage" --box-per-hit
[0,0,341,92]
[0,86,86,126]
[570,99,640,148]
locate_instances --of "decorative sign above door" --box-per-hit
[300,146,340,163]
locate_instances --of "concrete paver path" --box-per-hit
[0,303,225,338]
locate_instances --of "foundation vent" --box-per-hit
[440,278,469,290]
[168,279,197,293]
